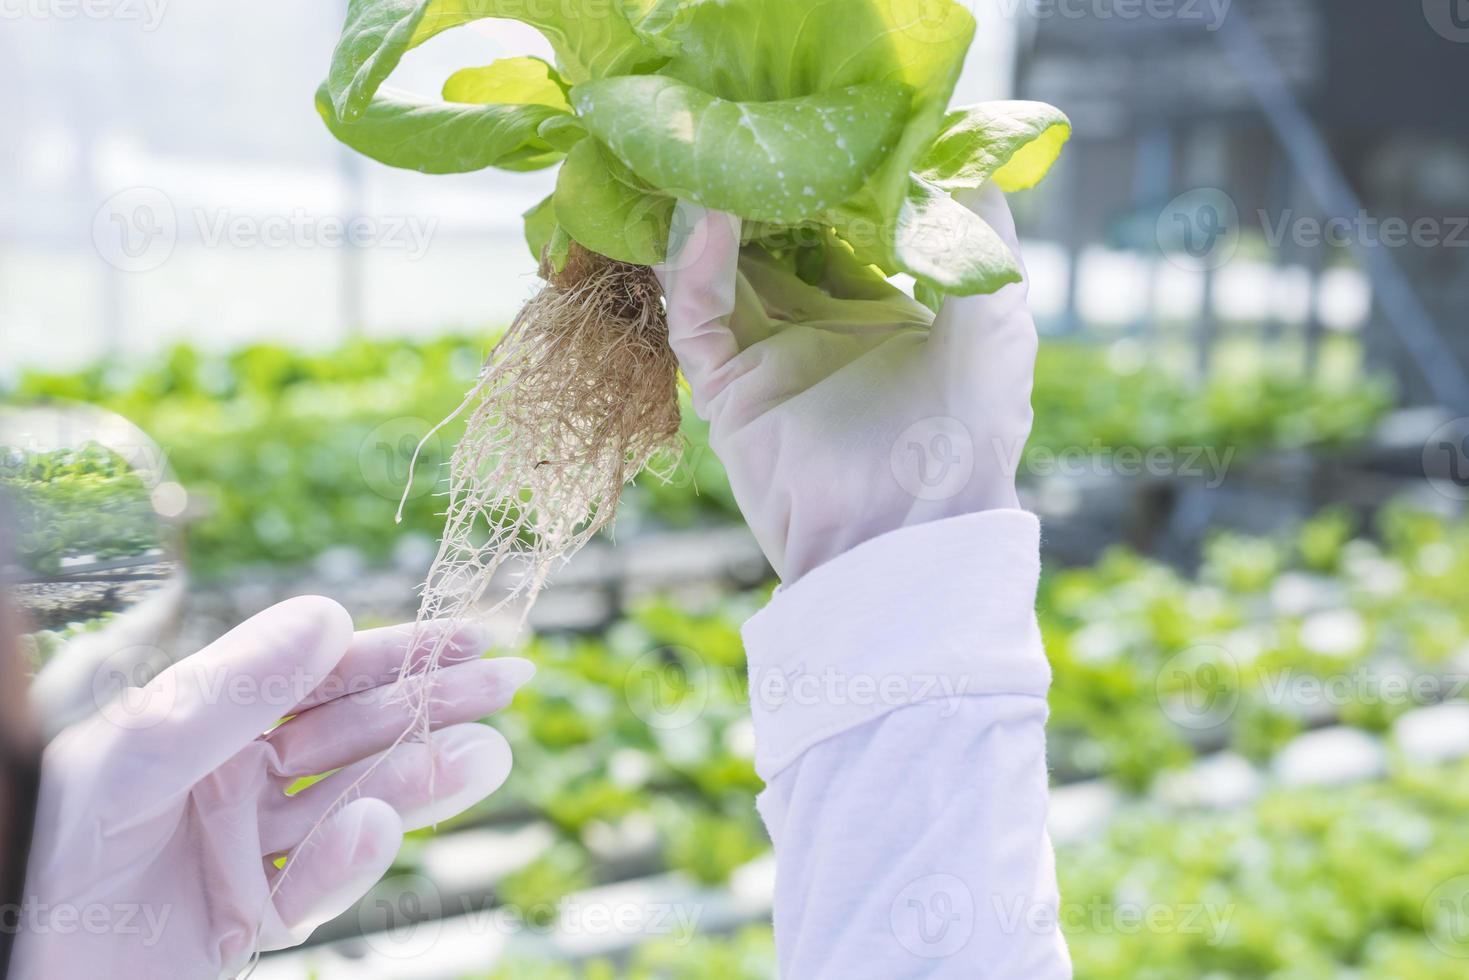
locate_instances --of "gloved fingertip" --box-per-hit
[343,796,404,870]
[658,201,741,306]
[490,656,536,690]
[436,721,512,769]
[659,200,729,270]
[396,725,513,831]
[426,656,533,717]
[270,797,403,947]
[655,203,743,401]
[269,595,355,663]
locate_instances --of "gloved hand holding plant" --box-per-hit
[316,0,1067,678]
[656,183,1038,582]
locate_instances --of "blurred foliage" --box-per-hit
[390,502,1469,954]
[1043,501,1469,788]
[16,611,114,672]
[475,758,1469,978]
[496,844,594,931]
[13,339,493,576]
[0,444,161,575]
[1026,343,1393,465]
[463,592,769,925]
[477,927,777,980]
[5,337,1390,577]
[663,808,768,887]
[1059,758,1469,978]
[4,337,737,578]
[2,333,1425,976]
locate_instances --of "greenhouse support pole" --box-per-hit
[1218,7,1469,413]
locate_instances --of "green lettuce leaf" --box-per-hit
[314,84,563,173]
[536,114,588,152]
[649,0,974,228]
[573,76,911,225]
[918,101,1072,193]
[913,280,945,313]
[327,0,663,121]
[523,194,558,261]
[830,175,1021,295]
[823,100,1066,293]
[443,56,570,111]
[316,0,1064,291]
[546,225,572,274]
[619,0,684,53]
[554,139,674,265]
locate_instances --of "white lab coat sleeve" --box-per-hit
[743,509,1071,980]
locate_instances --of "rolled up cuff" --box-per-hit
[743,510,1050,781]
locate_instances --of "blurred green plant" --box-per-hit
[473,758,1469,978]
[478,926,776,980]
[6,338,732,578]
[0,444,161,575]
[1024,343,1393,472]
[6,337,1391,577]
[497,844,593,931]
[1059,758,1469,977]
[413,501,1469,915]
[663,808,767,887]
[1039,499,1469,787]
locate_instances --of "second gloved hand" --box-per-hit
[11,597,533,980]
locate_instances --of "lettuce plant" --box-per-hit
[317,0,1070,298]
[311,0,1071,714]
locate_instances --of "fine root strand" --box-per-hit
[265,247,683,923]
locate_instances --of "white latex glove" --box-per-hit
[11,596,533,980]
[656,183,1038,581]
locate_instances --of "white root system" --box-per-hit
[397,245,683,723]
[259,247,682,944]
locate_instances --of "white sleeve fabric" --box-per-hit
[743,510,1071,979]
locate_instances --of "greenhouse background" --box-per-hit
[5,0,1469,977]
